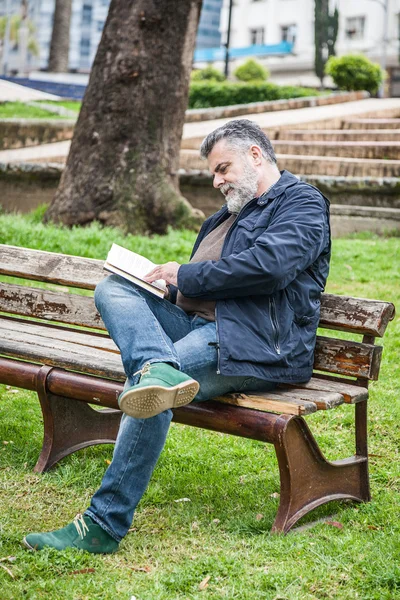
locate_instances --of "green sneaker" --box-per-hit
[23,514,119,554]
[118,362,200,419]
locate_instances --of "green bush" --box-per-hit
[325,54,384,95]
[234,59,269,82]
[188,81,319,109]
[191,66,226,82]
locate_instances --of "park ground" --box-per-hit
[0,211,399,600]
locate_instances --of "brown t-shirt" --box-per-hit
[176,214,237,321]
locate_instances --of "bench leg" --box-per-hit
[34,366,121,473]
[272,413,370,534]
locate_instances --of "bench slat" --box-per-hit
[0,317,382,381]
[272,388,344,410]
[215,392,317,415]
[0,244,104,289]
[0,245,395,337]
[0,282,104,329]
[280,378,368,404]
[0,317,117,352]
[314,336,382,380]
[319,294,395,337]
[0,323,125,380]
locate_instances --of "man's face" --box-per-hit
[207,140,259,214]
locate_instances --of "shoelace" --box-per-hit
[73,513,90,540]
[132,362,152,380]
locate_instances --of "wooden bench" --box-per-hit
[0,244,395,534]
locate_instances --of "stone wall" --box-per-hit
[0,119,75,150]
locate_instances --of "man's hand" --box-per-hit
[143,262,181,287]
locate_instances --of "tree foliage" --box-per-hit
[325,54,384,95]
[191,65,225,81]
[0,14,39,56]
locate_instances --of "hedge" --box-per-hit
[188,82,320,109]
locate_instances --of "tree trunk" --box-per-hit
[45,0,204,235]
[48,0,72,73]
[314,0,338,89]
[314,0,327,88]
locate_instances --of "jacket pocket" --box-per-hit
[269,296,281,355]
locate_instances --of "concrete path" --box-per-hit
[0,140,70,163]
[0,79,60,102]
[1,96,400,165]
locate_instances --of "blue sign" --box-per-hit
[194,42,294,63]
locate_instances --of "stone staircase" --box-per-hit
[180,111,400,178]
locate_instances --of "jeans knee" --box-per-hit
[94,276,112,312]
[94,274,129,312]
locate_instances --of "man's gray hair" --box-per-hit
[200,119,277,164]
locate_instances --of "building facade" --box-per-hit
[219,0,400,84]
[197,0,223,49]
[0,0,223,74]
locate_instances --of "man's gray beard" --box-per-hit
[221,163,259,214]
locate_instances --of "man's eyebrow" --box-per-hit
[214,161,231,173]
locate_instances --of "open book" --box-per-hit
[104,243,167,298]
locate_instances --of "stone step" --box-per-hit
[342,118,400,130]
[180,127,400,150]
[272,140,400,160]
[179,149,400,178]
[277,129,400,142]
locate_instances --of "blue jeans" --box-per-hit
[85,274,276,542]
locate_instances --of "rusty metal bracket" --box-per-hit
[271,413,370,533]
[34,365,122,473]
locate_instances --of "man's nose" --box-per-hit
[213,173,224,189]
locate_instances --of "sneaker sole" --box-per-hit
[22,537,35,551]
[118,380,200,419]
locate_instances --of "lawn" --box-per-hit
[0,101,80,119]
[0,213,399,599]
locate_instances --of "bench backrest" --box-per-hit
[0,244,395,384]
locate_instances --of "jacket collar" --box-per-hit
[257,170,299,205]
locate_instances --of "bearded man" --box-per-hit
[24,119,331,553]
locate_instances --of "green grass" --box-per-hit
[36,100,82,113]
[0,101,79,119]
[0,212,399,599]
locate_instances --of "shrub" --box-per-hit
[191,66,226,82]
[234,59,269,82]
[188,81,318,109]
[325,54,384,95]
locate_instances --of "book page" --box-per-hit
[106,244,167,292]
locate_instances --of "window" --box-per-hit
[345,16,365,40]
[82,4,92,26]
[250,27,265,45]
[80,37,91,57]
[281,24,297,44]
[97,20,104,32]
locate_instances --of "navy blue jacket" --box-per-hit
[176,170,331,383]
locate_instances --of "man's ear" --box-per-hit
[249,144,263,166]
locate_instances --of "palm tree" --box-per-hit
[48,0,72,72]
[0,12,39,74]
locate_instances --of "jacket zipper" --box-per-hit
[269,296,281,355]
[214,199,258,375]
[215,305,221,374]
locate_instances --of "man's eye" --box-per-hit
[220,167,227,174]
